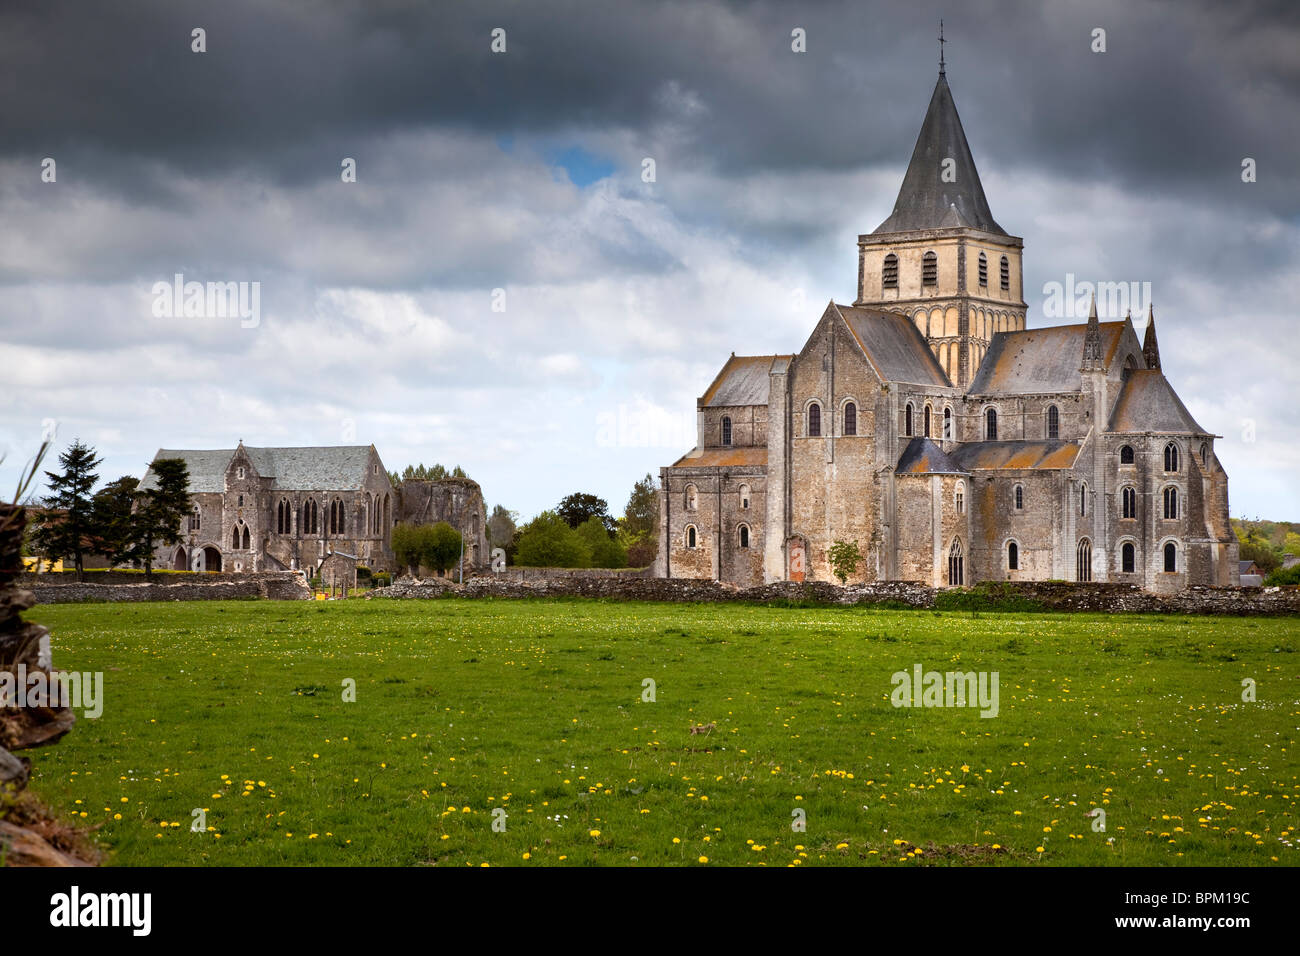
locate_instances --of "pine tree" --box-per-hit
[91,476,140,568]
[31,440,101,581]
[130,458,191,579]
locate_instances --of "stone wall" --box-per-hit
[29,574,311,604]
[20,569,296,586]
[369,574,1300,616]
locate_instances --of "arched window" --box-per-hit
[948,539,964,586]
[242,525,250,551]
[1122,542,1136,573]
[1163,486,1179,519]
[685,484,698,511]
[232,526,241,549]
[1079,482,1088,517]
[943,406,952,440]
[1014,484,1024,511]
[904,403,914,437]
[1077,538,1092,582]
[738,524,750,549]
[721,416,732,446]
[1120,444,1135,465]
[189,506,201,532]
[1164,541,1177,573]
[1046,405,1059,439]
[922,251,937,287]
[1200,442,1209,467]
[924,404,932,438]
[1007,541,1019,571]
[739,484,751,510]
[1164,442,1179,472]
[1000,255,1010,291]
[329,498,344,535]
[1122,486,1136,519]
[808,402,821,437]
[882,253,898,290]
[978,252,988,287]
[843,402,857,436]
[985,407,998,440]
[955,481,965,514]
[686,525,697,549]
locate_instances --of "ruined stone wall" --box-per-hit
[29,575,311,604]
[395,477,487,567]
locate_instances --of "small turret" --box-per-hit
[1142,304,1161,370]
[1082,293,1103,370]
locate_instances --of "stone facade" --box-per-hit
[140,444,491,577]
[655,69,1238,593]
[394,476,488,569]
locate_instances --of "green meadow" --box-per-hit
[20,598,1300,867]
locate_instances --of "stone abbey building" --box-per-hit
[656,69,1237,594]
[138,442,487,575]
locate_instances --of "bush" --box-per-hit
[1263,564,1300,587]
[577,516,627,568]
[371,571,392,588]
[626,540,656,569]
[934,582,1047,613]
[515,511,591,568]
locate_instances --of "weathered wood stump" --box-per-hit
[0,503,88,866]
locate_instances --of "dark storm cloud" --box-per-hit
[4,0,1297,212]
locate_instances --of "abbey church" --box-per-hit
[655,67,1238,593]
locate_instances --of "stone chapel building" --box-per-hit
[655,68,1237,594]
[139,442,488,575]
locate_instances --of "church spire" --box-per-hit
[1082,294,1103,370]
[938,19,946,77]
[1143,303,1161,370]
[873,66,1006,235]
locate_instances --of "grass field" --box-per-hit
[19,598,1300,867]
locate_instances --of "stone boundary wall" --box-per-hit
[30,575,311,604]
[370,576,1300,615]
[20,569,296,586]
[464,566,656,584]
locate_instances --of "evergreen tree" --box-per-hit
[31,440,101,581]
[130,458,191,579]
[91,475,140,568]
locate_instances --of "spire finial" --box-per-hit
[938,19,946,76]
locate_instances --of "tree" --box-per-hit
[557,493,615,534]
[515,511,591,567]
[622,474,658,540]
[423,521,463,577]
[486,504,518,559]
[129,458,191,579]
[391,522,428,577]
[31,440,101,581]
[91,476,140,567]
[1240,538,1281,574]
[577,516,627,568]
[828,539,863,585]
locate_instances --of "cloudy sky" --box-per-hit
[1,0,1297,521]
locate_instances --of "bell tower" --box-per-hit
[854,51,1027,389]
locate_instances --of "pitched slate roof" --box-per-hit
[141,445,377,493]
[874,74,1007,236]
[1107,369,1208,434]
[968,322,1126,395]
[896,438,967,475]
[837,304,952,387]
[700,355,792,407]
[672,447,767,469]
[950,440,1082,471]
